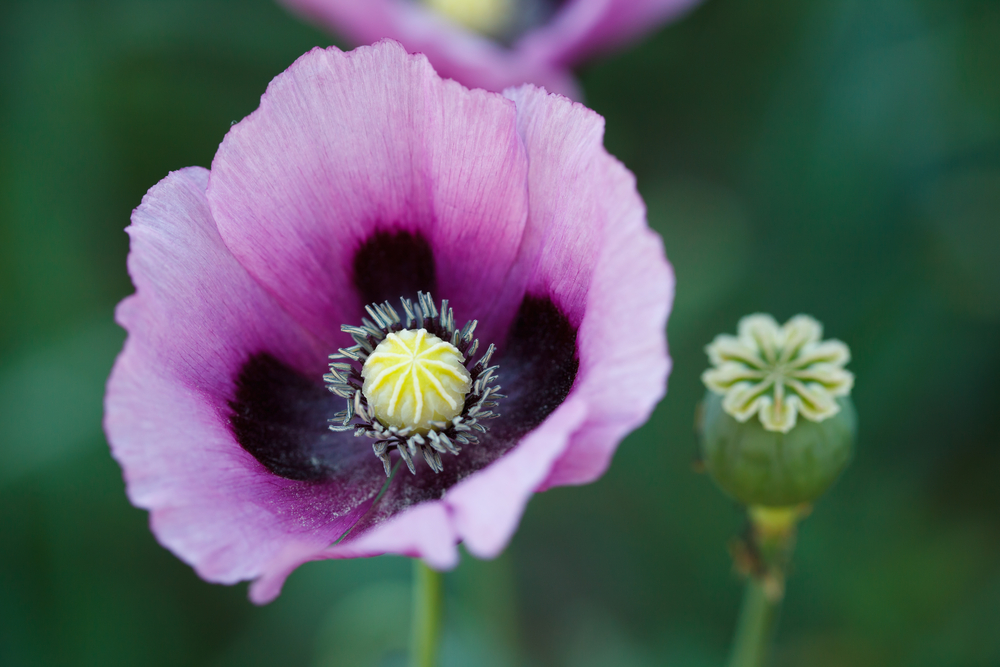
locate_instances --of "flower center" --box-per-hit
[362,329,471,434]
[423,0,515,37]
[325,292,503,476]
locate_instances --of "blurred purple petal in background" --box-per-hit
[276,0,704,97]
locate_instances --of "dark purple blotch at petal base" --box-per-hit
[228,226,579,497]
[228,353,353,482]
[353,230,437,305]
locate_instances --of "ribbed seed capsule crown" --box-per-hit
[361,329,472,434]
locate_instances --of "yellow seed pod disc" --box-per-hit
[361,329,472,434]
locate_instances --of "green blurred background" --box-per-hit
[2,0,999,665]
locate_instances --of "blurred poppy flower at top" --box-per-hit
[276,0,704,98]
[104,40,673,604]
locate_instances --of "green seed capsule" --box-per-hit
[699,391,856,507]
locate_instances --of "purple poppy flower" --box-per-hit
[104,40,673,604]
[277,0,703,97]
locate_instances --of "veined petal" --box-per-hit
[105,168,385,587]
[208,42,530,349]
[467,86,673,491]
[493,85,608,331]
[447,396,590,556]
[542,159,673,487]
[249,501,459,604]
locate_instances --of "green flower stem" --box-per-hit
[727,577,781,667]
[726,505,804,667]
[410,559,444,667]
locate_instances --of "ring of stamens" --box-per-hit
[325,292,504,476]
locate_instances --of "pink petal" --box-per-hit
[531,99,673,487]
[249,501,458,604]
[543,191,674,487]
[105,167,384,587]
[494,85,607,329]
[445,395,590,557]
[278,0,581,97]
[208,41,532,348]
[520,0,704,67]
[436,86,673,554]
